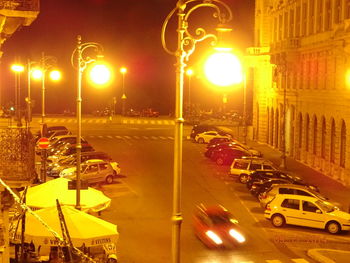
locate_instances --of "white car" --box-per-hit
[60,159,121,184]
[265,194,350,234]
[195,131,231,144]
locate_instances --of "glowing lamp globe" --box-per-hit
[204,52,243,87]
[50,70,61,81]
[90,64,111,85]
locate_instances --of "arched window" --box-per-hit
[313,116,318,155]
[330,119,336,163]
[305,114,310,152]
[340,120,346,168]
[321,117,326,158]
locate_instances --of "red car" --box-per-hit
[193,204,246,248]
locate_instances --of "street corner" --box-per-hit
[307,248,350,263]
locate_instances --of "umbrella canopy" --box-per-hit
[23,178,111,212]
[12,206,119,247]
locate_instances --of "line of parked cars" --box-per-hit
[191,124,350,236]
[35,126,121,185]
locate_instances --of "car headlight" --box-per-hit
[205,230,223,245]
[229,229,246,243]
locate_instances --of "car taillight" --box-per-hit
[260,193,267,199]
[265,204,271,211]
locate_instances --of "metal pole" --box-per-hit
[122,73,126,116]
[188,74,191,116]
[41,52,46,125]
[171,6,186,263]
[16,72,22,127]
[27,59,32,127]
[243,69,247,144]
[76,35,82,210]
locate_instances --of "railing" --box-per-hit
[0,0,39,11]
[0,128,36,186]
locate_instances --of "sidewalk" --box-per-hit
[244,139,350,263]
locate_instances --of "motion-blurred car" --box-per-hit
[47,143,95,163]
[140,108,159,117]
[195,131,231,144]
[210,148,252,165]
[59,159,121,184]
[193,204,246,248]
[264,194,350,234]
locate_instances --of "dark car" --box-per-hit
[205,143,247,158]
[190,124,221,139]
[210,147,252,165]
[193,204,246,248]
[246,170,319,192]
[47,143,95,163]
[207,137,232,147]
[249,178,292,198]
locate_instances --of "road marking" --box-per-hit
[67,119,73,123]
[124,135,131,139]
[291,259,310,263]
[150,120,155,124]
[88,119,93,123]
[122,120,127,124]
[159,136,167,140]
[107,135,113,139]
[98,135,104,139]
[137,120,141,124]
[151,136,158,140]
[266,260,282,263]
[115,135,122,139]
[168,136,174,140]
[133,136,140,139]
[143,136,149,140]
[157,120,162,124]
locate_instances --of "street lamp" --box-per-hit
[71,35,110,210]
[11,63,24,127]
[161,1,232,262]
[120,67,127,115]
[31,52,61,129]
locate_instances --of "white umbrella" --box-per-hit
[12,206,119,247]
[23,178,111,213]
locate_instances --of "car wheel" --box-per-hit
[326,221,341,234]
[271,214,285,227]
[216,158,224,165]
[105,175,114,184]
[198,138,205,144]
[239,174,250,184]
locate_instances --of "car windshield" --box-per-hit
[315,200,335,213]
[209,212,235,225]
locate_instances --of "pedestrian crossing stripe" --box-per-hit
[43,118,175,125]
[83,135,192,141]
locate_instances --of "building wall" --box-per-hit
[252,0,350,185]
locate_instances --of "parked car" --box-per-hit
[34,125,69,142]
[245,170,305,190]
[229,158,277,183]
[193,204,246,248]
[59,159,121,184]
[48,129,72,140]
[205,143,247,158]
[264,194,350,234]
[140,108,159,117]
[190,124,222,139]
[259,183,338,209]
[207,137,232,146]
[47,135,88,154]
[47,151,113,177]
[195,131,231,144]
[210,148,252,165]
[249,178,292,198]
[47,143,95,163]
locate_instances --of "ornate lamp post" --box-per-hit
[71,35,109,210]
[11,63,24,127]
[186,68,193,117]
[161,1,232,262]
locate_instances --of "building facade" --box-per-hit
[251,0,350,185]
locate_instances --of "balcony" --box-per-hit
[0,0,40,54]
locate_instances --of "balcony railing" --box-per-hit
[0,0,39,12]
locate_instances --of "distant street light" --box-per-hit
[71,35,111,210]
[161,1,232,262]
[11,63,24,127]
[120,67,127,115]
[31,52,61,129]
